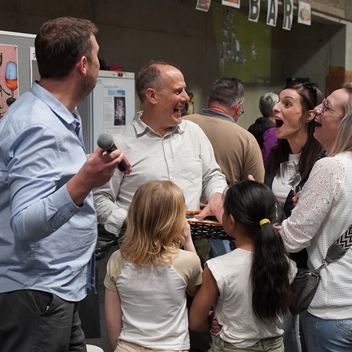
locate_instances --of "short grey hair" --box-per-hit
[208,78,244,108]
[259,92,279,118]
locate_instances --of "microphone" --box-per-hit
[97,132,128,172]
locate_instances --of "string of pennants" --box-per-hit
[196,0,312,30]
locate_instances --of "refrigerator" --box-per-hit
[78,70,135,153]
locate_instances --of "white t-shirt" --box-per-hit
[104,249,203,350]
[207,248,297,348]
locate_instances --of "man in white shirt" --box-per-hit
[94,61,226,352]
[93,61,227,239]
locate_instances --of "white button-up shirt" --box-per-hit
[93,112,227,236]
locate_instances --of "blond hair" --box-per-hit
[120,180,186,266]
[329,82,352,156]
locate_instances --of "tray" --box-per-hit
[186,210,233,241]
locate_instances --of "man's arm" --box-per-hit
[67,147,131,206]
[195,127,227,221]
[93,169,128,237]
[9,124,130,243]
[195,192,224,223]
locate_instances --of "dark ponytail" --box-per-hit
[223,180,293,323]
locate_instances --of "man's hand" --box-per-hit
[194,192,224,223]
[67,147,132,206]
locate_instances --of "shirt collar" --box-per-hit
[31,81,76,125]
[132,111,184,137]
[199,108,235,123]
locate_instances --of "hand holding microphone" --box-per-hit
[97,132,128,172]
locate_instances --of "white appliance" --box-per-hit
[78,70,135,153]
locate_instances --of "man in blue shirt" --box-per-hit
[0,17,130,352]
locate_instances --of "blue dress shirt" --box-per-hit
[0,82,97,301]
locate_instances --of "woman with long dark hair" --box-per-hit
[264,81,325,352]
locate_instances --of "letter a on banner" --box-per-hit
[248,0,260,23]
[266,0,278,27]
[283,0,293,30]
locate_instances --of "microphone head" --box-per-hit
[97,132,115,150]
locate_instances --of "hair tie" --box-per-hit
[259,219,271,227]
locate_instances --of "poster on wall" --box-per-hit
[0,44,19,118]
[213,4,272,84]
[196,0,211,12]
[103,86,127,130]
[30,47,40,83]
[222,0,240,9]
[297,1,311,26]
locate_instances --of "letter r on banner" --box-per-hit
[283,0,293,30]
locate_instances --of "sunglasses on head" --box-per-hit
[302,82,318,107]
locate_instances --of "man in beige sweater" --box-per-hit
[184,77,264,186]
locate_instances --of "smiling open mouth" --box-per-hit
[275,119,283,128]
[314,120,322,127]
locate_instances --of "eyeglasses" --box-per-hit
[303,82,318,106]
[319,98,343,116]
[239,105,244,116]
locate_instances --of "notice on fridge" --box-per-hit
[103,87,127,130]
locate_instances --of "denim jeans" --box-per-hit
[306,312,352,351]
[208,239,234,258]
[280,312,302,352]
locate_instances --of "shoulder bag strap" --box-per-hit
[325,224,352,264]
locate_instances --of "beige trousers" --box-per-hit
[114,339,188,352]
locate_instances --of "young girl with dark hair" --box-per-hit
[189,180,297,352]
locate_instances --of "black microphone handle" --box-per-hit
[97,133,128,172]
[117,157,128,172]
[104,145,128,172]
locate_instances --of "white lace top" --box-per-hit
[281,152,352,319]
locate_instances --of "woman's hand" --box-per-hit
[292,191,301,207]
[209,312,222,336]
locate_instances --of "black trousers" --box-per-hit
[0,290,86,352]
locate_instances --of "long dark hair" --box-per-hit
[223,180,293,323]
[267,81,325,181]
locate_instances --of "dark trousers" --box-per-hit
[0,290,86,352]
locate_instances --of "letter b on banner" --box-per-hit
[249,0,260,23]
